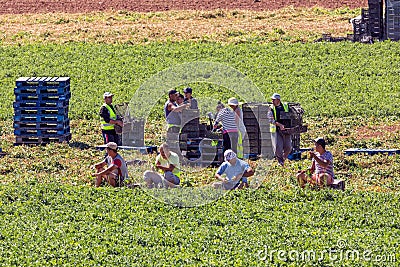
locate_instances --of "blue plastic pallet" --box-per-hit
[15,91,71,102]
[14,106,68,116]
[14,85,70,95]
[13,100,69,109]
[15,77,70,88]
[344,148,400,156]
[288,151,302,161]
[14,127,70,136]
[14,114,68,123]
[14,133,72,145]
[13,120,70,130]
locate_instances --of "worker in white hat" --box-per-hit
[227,97,246,159]
[267,93,292,166]
[212,149,254,190]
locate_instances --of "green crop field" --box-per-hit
[1,42,400,120]
[0,184,399,266]
[0,6,400,267]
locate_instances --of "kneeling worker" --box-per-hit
[93,142,128,187]
[297,137,334,188]
[213,149,254,190]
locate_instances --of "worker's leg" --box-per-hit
[282,134,293,161]
[107,175,117,187]
[237,131,243,159]
[164,171,180,188]
[314,173,333,187]
[275,132,284,165]
[102,131,119,144]
[143,170,164,188]
[296,172,307,188]
[222,133,231,153]
[270,132,277,155]
[95,175,103,187]
[228,132,238,154]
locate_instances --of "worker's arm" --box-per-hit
[215,173,229,183]
[168,102,190,112]
[156,162,175,172]
[243,166,254,177]
[267,109,285,130]
[213,110,223,129]
[215,163,229,182]
[275,121,285,131]
[94,161,107,171]
[93,163,118,177]
[100,106,123,127]
[109,119,123,127]
[310,152,330,168]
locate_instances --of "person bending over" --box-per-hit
[213,149,254,190]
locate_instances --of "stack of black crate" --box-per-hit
[177,109,223,167]
[13,77,71,145]
[352,9,370,41]
[181,109,200,139]
[178,109,200,160]
[385,0,400,40]
[368,0,384,39]
[279,103,307,159]
[242,103,273,159]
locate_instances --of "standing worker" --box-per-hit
[183,87,198,109]
[214,101,239,154]
[164,89,189,135]
[227,97,246,159]
[99,92,123,146]
[267,93,292,166]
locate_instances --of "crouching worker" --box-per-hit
[297,137,334,188]
[213,149,254,190]
[93,142,128,187]
[143,143,181,188]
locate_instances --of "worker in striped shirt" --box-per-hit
[214,101,239,153]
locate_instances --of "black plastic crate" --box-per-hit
[14,133,72,145]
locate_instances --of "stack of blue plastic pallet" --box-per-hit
[13,77,71,145]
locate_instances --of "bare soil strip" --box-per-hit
[0,0,367,15]
[0,8,359,45]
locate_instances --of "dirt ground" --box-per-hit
[0,0,368,14]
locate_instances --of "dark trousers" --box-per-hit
[102,130,121,146]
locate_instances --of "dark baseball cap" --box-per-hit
[168,89,178,95]
[313,137,326,148]
[183,87,192,93]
